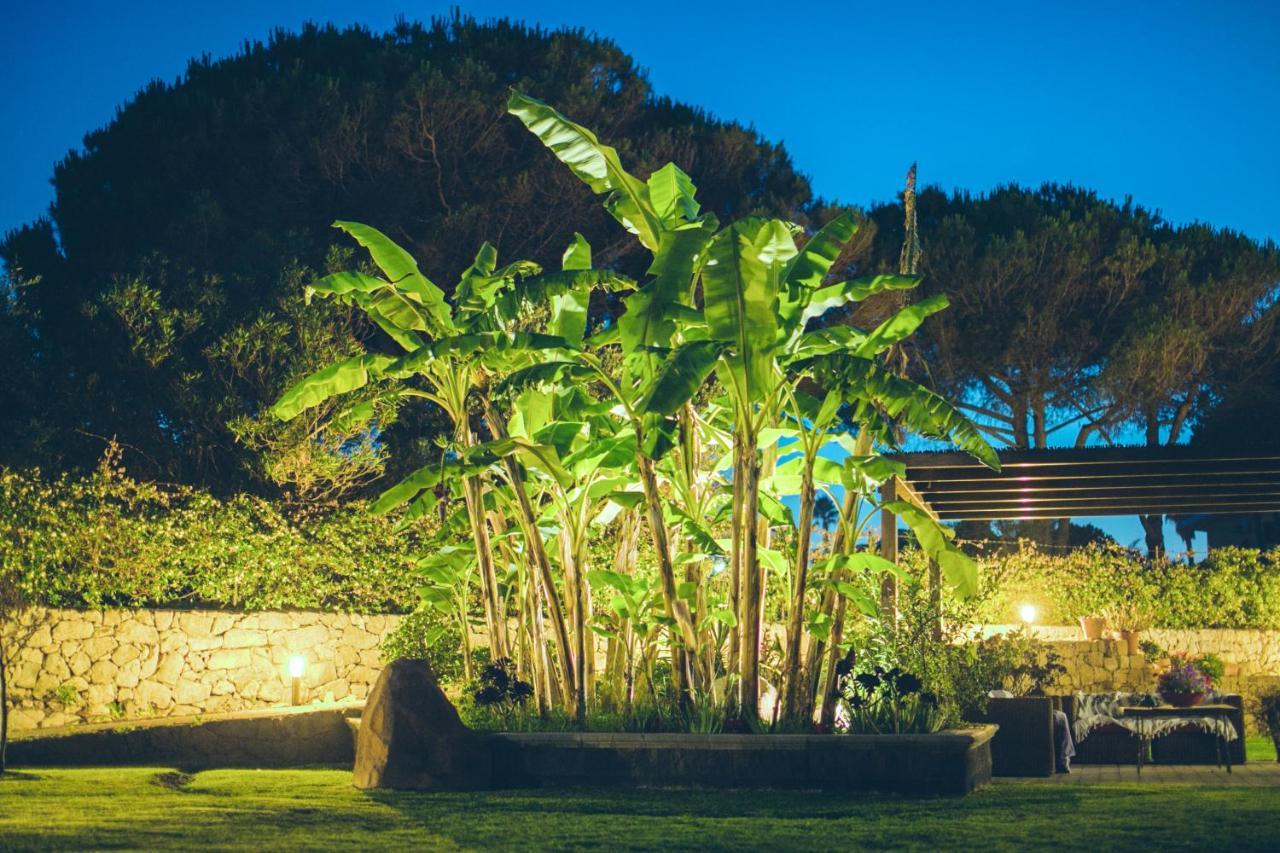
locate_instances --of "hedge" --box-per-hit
[0,467,427,612]
[907,543,1280,630]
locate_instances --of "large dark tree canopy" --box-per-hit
[1,16,820,493]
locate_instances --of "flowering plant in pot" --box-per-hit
[1156,654,1212,707]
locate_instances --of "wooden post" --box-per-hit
[879,478,898,626]
[928,558,943,641]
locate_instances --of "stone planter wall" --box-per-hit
[3,608,402,731]
[489,728,996,794]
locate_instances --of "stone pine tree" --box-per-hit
[0,14,824,495]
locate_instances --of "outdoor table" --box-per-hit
[1117,704,1237,775]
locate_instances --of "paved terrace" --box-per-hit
[1001,762,1280,786]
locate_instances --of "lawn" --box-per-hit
[1247,734,1278,762]
[1,758,1278,852]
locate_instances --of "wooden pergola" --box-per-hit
[885,446,1280,524]
[876,446,1280,627]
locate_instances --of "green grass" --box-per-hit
[2,763,1279,852]
[1246,734,1278,762]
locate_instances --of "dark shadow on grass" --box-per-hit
[0,770,44,782]
[364,783,1023,821]
[151,771,194,792]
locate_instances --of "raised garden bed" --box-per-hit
[488,728,996,795]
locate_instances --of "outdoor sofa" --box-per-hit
[1061,692,1246,766]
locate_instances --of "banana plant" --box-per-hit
[460,380,644,719]
[415,543,478,682]
[272,223,608,705]
[510,91,721,690]
[512,91,999,721]
[587,568,668,712]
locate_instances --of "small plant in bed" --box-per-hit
[839,665,942,735]
[467,658,534,728]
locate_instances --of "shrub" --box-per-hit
[378,606,470,683]
[0,464,429,612]
[913,542,1280,631]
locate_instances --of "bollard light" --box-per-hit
[1019,603,1038,625]
[288,655,306,705]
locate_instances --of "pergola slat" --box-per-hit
[890,447,1280,522]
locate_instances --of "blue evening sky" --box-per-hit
[4,0,1278,552]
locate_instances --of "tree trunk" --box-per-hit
[1140,514,1166,561]
[1140,411,1166,561]
[726,444,745,710]
[558,530,588,720]
[735,423,764,722]
[462,474,508,660]
[525,562,552,714]
[799,487,858,721]
[928,558,943,642]
[818,594,848,728]
[780,456,817,720]
[483,403,576,705]
[636,453,701,681]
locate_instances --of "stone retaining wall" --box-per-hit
[7,610,1280,733]
[4,608,402,731]
[981,624,1280,726]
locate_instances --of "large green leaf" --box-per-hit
[636,340,725,416]
[332,221,454,334]
[371,461,445,515]
[307,270,427,350]
[799,274,921,327]
[783,211,858,290]
[883,499,978,599]
[619,220,716,372]
[563,432,637,477]
[500,360,596,393]
[271,353,394,421]
[384,331,575,378]
[647,162,700,225]
[306,270,390,300]
[854,293,949,357]
[562,232,592,271]
[702,219,789,402]
[808,353,999,470]
[507,91,662,251]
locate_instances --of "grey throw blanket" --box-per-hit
[1072,691,1238,743]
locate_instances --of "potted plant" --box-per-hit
[1100,600,1152,655]
[1056,552,1121,641]
[1156,654,1212,707]
[1256,688,1280,762]
[1078,615,1107,642]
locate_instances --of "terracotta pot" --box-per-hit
[1118,629,1141,656]
[1078,616,1106,641]
[1160,691,1206,708]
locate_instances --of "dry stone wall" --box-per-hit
[9,612,1280,733]
[982,624,1280,727]
[5,608,401,731]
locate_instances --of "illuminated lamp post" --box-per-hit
[288,655,306,706]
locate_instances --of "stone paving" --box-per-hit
[998,761,1280,786]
